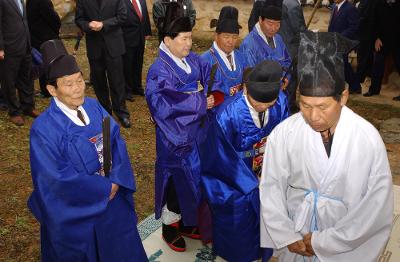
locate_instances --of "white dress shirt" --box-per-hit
[159,41,192,74]
[54,97,90,126]
[213,41,236,71]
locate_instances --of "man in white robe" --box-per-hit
[259,31,393,262]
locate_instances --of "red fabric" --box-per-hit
[211,91,225,107]
[132,0,143,21]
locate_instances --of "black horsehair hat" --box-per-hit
[210,6,242,34]
[40,39,80,82]
[161,2,192,38]
[260,0,282,21]
[246,60,282,103]
[298,31,359,97]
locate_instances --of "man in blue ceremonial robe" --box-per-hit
[201,6,247,106]
[201,60,289,262]
[145,2,216,252]
[28,40,147,262]
[240,0,291,91]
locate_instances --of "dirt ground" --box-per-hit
[1,3,400,262]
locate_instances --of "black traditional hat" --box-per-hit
[260,0,282,21]
[210,6,242,34]
[40,39,80,81]
[298,31,359,97]
[161,2,192,38]
[246,60,282,103]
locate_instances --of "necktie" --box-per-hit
[267,37,275,49]
[226,54,234,71]
[332,6,339,20]
[182,59,187,67]
[258,112,265,127]
[132,0,143,21]
[77,110,86,125]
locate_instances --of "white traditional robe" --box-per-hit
[260,106,393,262]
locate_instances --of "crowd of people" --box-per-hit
[0,0,398,261]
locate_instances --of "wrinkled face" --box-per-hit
[299,90,348,132]
[215,32,239,54]
[165,32,193,59]
[259,17,281,38]
[247,94,277,113]
[47,72,85,110]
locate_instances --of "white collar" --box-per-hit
[54,97,90,126]
[255,22,276,48]
[243,93,269,128]
[336,0,346,11]
[213,41,236,71]
[159,41,192,74]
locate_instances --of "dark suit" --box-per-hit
[0,0,35,116]
[27,0,61,96]
[367,0,400,95]
[279,0,306,113]
[122,0,151,97]
[328,1,359,91]
[75,0,129,120]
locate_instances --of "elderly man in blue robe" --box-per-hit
[28,40,148,262]
[201,60,289,262]
[240,0,291,91]
[145,2,216,252]
[201,6,247,106]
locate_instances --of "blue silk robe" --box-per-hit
[200,47,247,99]
[145,50,212,226]
[201,91,288,262]
[240,28,292,80]
[28,98,147,262]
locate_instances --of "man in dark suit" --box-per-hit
[122,0,151,100]
[0,0,38,126]
[364,0,400,99]
[75,0,131,128]
[27,0,61,98]
[328,0,360,93]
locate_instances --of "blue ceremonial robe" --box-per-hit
[201,91,288,262]
[146,50,212,226]
[28,98,147,262]
[200,47,247,99]
[240,28,292,80]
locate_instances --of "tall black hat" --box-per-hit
[260,0,282,21]
[210,6,242,34]
[246,60,282,103]
[161,2,192,38]
[40,39,80,81]
[297,31,358,97]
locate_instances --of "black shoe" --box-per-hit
[126,94,135,102]
[363,91,379,97]
[393,96,400,101]
[162,223,186,252]
[132,88,145,96]
[119,117,131,128]
[349,89,361,94]
[0,103,7,111]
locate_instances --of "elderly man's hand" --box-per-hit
[281,77,289,91]
[375,38,383,52]
[287,240,313,257]
[109,183,119,200]
[0,50,4,60]
[207,95,215,109]
[89,21,103,32]
[303,233,315,256]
